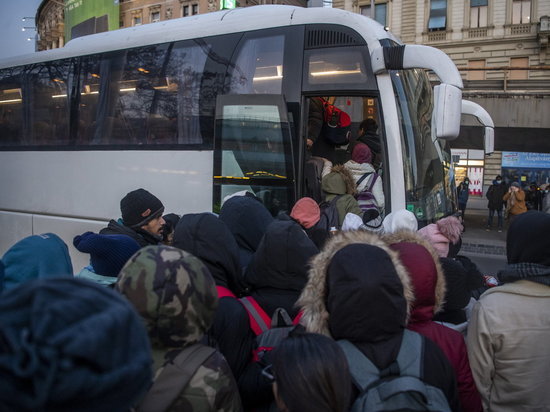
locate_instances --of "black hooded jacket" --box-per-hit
[298,232,460,411]
[219,196,274,273]
[172,213,253,380]
[239,220,319,408]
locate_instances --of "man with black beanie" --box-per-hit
[100,188,165,247]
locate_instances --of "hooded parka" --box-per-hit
[385,230,482,412]
[297,231,460,411]
[117,246,242,412]
[239,219,319,409]
[173,213,253,380]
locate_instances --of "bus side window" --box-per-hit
[0,68,23,146]
[21,62,70,146]
[227,34,284,95]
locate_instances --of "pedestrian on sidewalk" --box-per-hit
[486,175,507,232]
[457,178,470,227]
[503,182,527,224]
[467,211,550,411]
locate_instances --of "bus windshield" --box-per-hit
[390,68,457,224]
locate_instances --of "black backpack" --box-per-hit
[239,296,302,363]
[338,330,451,412]
[317,195,342,231]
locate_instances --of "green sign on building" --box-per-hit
[65,0,120,42]
[220,0,236,10]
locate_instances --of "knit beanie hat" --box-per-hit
[291,197,321,229]
[0,233,73,292]
[506,210,550,266]
[351,143,373,164]
[418,216,463,258]
[382,210,418,233]
[120,188,164,228]
[0,277,152,411]
[73,232,141,277]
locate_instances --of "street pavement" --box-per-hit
[459,207,507,276]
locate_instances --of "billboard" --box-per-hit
[502,151,550,169]
[65,0,120,42]
[502,151,550,186]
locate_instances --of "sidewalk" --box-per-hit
[460,207,506,257]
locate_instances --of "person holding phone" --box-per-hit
[503,182,527,224]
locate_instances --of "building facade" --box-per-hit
[36,0,307,52]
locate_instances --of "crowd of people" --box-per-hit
[456,175,550,232]
[1,184,549,412]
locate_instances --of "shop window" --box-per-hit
[452,149,485,195]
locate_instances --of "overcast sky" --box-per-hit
[0,0,43,60]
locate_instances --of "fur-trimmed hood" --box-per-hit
[384,230,446,322]
[297,230,413,340]
[321,164,357,196]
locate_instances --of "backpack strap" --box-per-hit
[292,310,303,325]
[216,285,236,299]
[366,172,379,192]
[337,340,381,391]
[137,343,216,412]
[395,329,423,377]
[239,296,271,336]
[374,330,430,404]
[356,172,372,187]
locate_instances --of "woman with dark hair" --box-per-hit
[269,331,351,412]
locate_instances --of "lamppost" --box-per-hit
[21,17,38,52]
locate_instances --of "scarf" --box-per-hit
[498,263,550,286]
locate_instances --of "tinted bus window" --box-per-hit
[26,61,71,145]
[228,34,285,94]
[0,67,23,146]
[302,46,376,92]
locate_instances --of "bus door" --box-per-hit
[214,94,296,216]
[302,95,387,212]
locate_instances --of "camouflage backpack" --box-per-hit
[136,343,216,412]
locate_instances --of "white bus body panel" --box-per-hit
[377,74,406,211]
[0,151,213,270]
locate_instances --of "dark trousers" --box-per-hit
[459,203,467,221]
[487,209,503,229]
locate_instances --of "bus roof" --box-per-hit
[0,5,398,69]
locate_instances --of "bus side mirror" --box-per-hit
[433,84,462,140]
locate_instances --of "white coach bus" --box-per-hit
[0,5,466,269]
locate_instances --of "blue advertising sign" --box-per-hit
[502,152,550,169]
